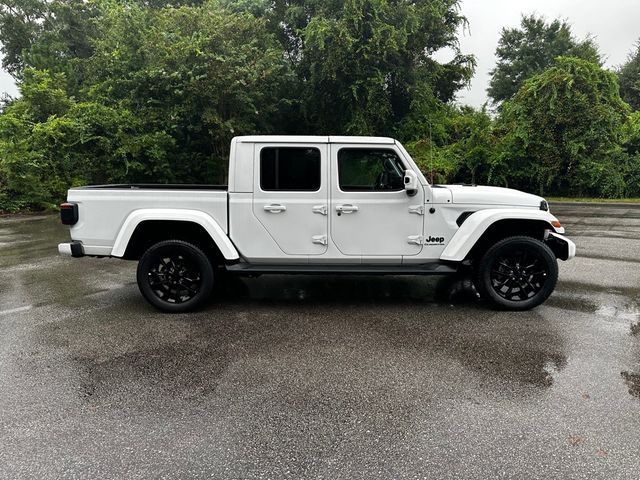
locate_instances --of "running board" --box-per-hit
[225,262,458,276]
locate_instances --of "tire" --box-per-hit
[474,236,558,311]
[136,240,214,313]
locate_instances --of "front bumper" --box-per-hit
[58,241,84,258]
[545,231,576,261]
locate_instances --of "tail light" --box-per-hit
[60,202,78,225]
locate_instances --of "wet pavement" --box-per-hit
[1,203,639,479]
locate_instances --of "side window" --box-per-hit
[338,148,406,191]
[260,147,321,191]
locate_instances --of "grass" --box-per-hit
[547,197,640,204]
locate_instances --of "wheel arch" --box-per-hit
[440,209,562,263]
[111,209,240,262]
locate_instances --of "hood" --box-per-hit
[439,184,544,207]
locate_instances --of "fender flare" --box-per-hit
[110,208,240,261]
[440,208,564,262]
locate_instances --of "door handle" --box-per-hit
[264,204,286,213]
[336,204,358,214]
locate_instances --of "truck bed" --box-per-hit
[66,185,228,255]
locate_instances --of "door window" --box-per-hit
[260,147,321,191]
[338,149,405,192]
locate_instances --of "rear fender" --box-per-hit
[110,209,240,261]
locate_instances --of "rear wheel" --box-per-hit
[475,236,558,311]
[137,240,214,313]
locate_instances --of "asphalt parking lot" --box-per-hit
[1,203,639,479]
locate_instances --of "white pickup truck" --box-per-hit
[58,136,575,312]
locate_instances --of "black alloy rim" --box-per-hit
[147,251,202,304]
[489,247,548,301]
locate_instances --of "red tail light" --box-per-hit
[60,202,78,225]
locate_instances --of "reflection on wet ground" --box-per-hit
[1,205,640,479]
[547,283,640,323]
[621,371,640,398]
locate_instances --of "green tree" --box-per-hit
[0,0,49,76]
[488,14,601,105]
[269,0,475,136]
[0,0,480,211]
[622,112,640,196]
[406,106,496,185]
[0,69,83,210]
[618,41,640,111]
[498,57,630,197]
[442,106,496,185]
[0,1,298,210]
[82,2,297,182]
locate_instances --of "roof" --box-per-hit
[233,135,396,145]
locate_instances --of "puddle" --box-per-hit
[549,281,640,331]
[594,305,640,322]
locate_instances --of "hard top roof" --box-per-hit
[233,135,396,144]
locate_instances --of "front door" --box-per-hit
[329,144,424,257]
[252,143,329,255]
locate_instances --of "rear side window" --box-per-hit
[338,148,406,191]
[260,147,321,191]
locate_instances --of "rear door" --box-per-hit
[252,143,329,255]
[329,143,424,257]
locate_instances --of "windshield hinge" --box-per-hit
[407,235,424,245]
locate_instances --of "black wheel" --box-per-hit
[475,236,558,311]
[137,240,214,313]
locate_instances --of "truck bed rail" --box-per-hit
[71,184,228,190]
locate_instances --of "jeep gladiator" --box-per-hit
[58,136,576,312]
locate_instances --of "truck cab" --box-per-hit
[58,136,575,312]
[230,136,435,263]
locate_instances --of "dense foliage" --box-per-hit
[497,58,632,197]
[619,41,640,111]
[488,15,601,105]
[278,0,474,135]
[0,1,638,211]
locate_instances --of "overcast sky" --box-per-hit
[444,0,640,106]
[1,0,639,107]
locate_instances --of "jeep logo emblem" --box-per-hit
[424,236,445,244]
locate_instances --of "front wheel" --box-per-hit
[137,240,214,313]
[475,236,558,311]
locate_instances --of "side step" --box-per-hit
[225,262,458,276]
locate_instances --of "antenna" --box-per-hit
[429,121,434,185]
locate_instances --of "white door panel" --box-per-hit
[329,144,424,257]
[252,143,328,256]
[252,196,328,255]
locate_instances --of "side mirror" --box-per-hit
[404,170,418,197]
